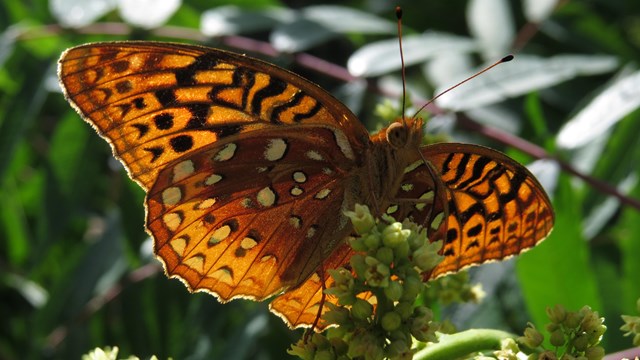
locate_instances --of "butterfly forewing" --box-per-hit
[58,42,370,190]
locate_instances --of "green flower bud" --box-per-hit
[550,329,566,347]
[388,329,409,342]
[348,236,368,252]
[500,337,519,354]
[382,222,410,248]
[409,309,436,343]
[571,333,589,352]
[393,240,411,260]
[350,254,367,278]
[328,338,348,356]
[565,311,583,329]
[400,274,422,301]
[406,229,426,250]
[538,350,557,360]
[311,332,331,347]
[376,247,394,265]
[385,339,409,358]
[345,204,375,235]
[384,280,403,302]
[546,322,559,332]
[351,299,373,320]
[412,240,443,271]
[546,304,567,324]
[364,256,390,287]
[381,311,402,332]
[363,233,381,250]
[287,340,313,359]
[581,311,606,344]
[347,331,383,360]
[518,324,543,349]
[327,268,353,289]
[584,346,605,360]
[323,306,350,326]
[392,301,412,320]
[314,349,334,360]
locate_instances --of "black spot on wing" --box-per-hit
[170,135,193,153]
[144,146,163,162]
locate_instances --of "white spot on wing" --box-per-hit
[214,143,237,161]
[209,225,231,244]
[196,198,217,209]
[264,138,287,161]
[162,187,182,206]
[173,160,195,182]
[293,171,307,183]
[205,174,222,185]
[257,187,276,207]
[240,237,258,250]
[332,129,355,160]
[314,188,331,199]
[306,226,316,238]
[289,216,301,228]
[306,150,323,161]
[170,236,188,256]
[163,212,182,231]
[290,186,303,196]
[184,255,204,273]
[212,267,233,284]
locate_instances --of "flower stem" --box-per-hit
[413,329,516,360]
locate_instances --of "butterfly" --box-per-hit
[58,41,554,330]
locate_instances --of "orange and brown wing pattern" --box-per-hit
[147,126,359,303]
[269,242,356,329]
[58,41,370,190]
[419,143,554,278]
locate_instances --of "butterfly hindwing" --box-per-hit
[147,125,361,302]
[419,143,554,278]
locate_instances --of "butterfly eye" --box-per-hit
[386,122,408,148]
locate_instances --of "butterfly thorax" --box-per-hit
[363,118,425,215]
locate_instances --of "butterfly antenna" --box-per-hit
[411,54,514,119]
[396,6,408,127]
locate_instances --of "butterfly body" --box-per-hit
[58,41,553,329]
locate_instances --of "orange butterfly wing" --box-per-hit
[58,42,370,190]
[270,143,554,329]
[58,41,371,311]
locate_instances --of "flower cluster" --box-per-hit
[289,204,444,360]
[422,271,485,306]
[620,298,640,346]
[82,346,157,360]
[517,304,606,360]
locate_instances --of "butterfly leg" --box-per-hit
[304,265,327,341]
